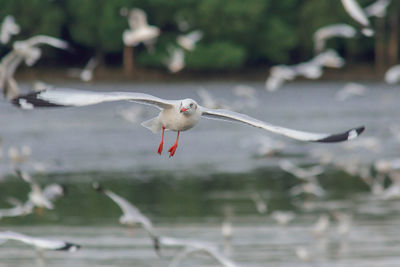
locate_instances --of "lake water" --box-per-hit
[0,81,399,266]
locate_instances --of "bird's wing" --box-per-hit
[341,0,373,32]
[200,107,364,143]
[24,35,69,50]
[12,88,176,110]
[202,247,239,267]
[104,190,142,217]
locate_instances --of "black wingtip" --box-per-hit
[56,242,81,252]
[316,126,365,143]
[11,91,65,109]
[153,236,161,257]
[92,182,105,194]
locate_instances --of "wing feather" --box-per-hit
[12,88,176,110]
[200,107,364,143]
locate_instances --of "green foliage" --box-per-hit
[186,42,246,70]
[0,0,380,69]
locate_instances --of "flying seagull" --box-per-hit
[313,24,357,54]
[92,183,159,252]
[159,236,238,267]
[0,231,80,252]
[11,88,365,157]
[341,0,374,36]
[0,15,20,44]
[0,35,69,99]
[121,8,160,49]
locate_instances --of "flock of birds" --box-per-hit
[0,0,399,266]
[266,0,400,96]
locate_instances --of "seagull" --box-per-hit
[313,24,357,54]
[312,214,330,237]
[158,236,238,267]
[335,82,367,101]
[364,0,392,18]
[11,87,365,157]
[121,8,160,48]
[177,30,203,51]
[279,159,324,181]
[265,65,297,92]
[92,183,159,252]
[0,197,33,219]
[8,145,32,165]
[271,211,295,226]
[0,15,20,44]
[16,170,64,211]
[295,246,311,261]
[196,88,231,110]
[0,35,69,99]
[341,0,374,36]
[164,46,185,73]
[0,231,80,252]
[67,57,98,82]
[250,192,267,214]
[384,64,400,84]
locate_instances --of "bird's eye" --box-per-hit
[190,103,193,108]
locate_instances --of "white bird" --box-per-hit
[165,47,185,73]
[364,0,391,18]
[311,49,345,68]
[121,8,160,48]
[196,88,231,110]
[0,198,33,219]
[290,182,326,197]
[271,211,295,226]
[384,65,400,84]
[116,105,146,124]
[335,82,367,101]
[265,65,297,92]
[67,57,98,82]
[241,135,285,157]
[312,214,330,237]
[92,183,159,251]
[250,192,267,214]
[341,0,374,36]
[313,24,357,54]
[8,145,32,165]
[159,236,238,267]
[0,15,20,44]
[333,212,352,236]
[279,159,324,181]
[17,170,64,211]
[295,246,311,261]
[0,231,80,252]
[0,35,68,99]
[177,30,203,51]
[12,87,365,157]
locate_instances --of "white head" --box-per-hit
[179,99,198,115]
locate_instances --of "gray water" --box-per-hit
[0,81,400,266]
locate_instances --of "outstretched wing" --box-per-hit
[12,88,176,110]
[200,107,364,143]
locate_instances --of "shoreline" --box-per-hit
[13,63,383,84]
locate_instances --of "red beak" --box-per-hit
[180,107,188,113]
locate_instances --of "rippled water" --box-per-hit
[0,81,399,266]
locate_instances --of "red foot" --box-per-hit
[168,144,178,157]
[157,142,163,155]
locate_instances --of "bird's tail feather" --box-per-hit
[141,117,162,134]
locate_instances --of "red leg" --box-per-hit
[168,131,180,157]
[157,127,165,155]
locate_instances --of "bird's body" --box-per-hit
[12,87,365,157]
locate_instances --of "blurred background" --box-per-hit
[1,0,400,266]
